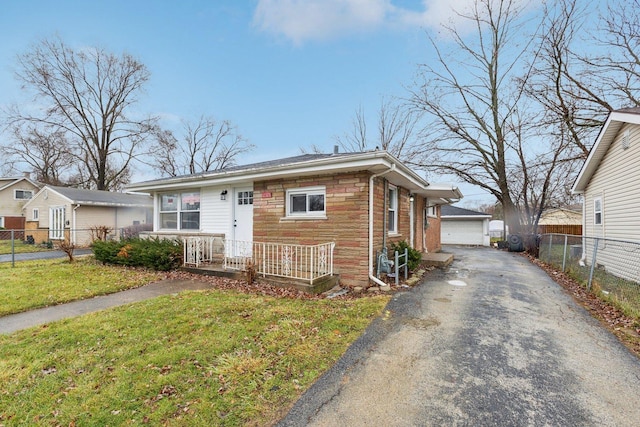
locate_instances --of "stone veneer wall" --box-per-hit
[253,172,442,287]
[425,205,442,253]
[253,171,371,288]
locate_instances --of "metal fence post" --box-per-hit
[587,237,599,291]
[547,234,553,264]
[561,234,568,272]
[404,248,408,281]
[11,229,15,268]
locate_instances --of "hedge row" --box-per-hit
[92,237,182,271]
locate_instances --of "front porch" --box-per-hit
[182,237,339,294]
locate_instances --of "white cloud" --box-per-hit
[252,0,478,44]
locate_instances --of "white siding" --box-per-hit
[583,122,640,280]
[584,122,640,241]
[200,185,233,237]
[0,181,40,217]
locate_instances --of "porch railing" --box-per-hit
[184,236,335,285]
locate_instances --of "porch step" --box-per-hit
[181,265,244,280]
[422,252,454,268]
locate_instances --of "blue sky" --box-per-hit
[0,0,496,204]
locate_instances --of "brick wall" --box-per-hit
[425,205,442,252]
[253,172,442,288]
[253,171,371,288]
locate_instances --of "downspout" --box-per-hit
[369,164,395,287]
[72,204,80,245]
[579,194,587,266]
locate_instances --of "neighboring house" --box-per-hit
[441,205,491,246]
[537,208,582,235]
[572,107,640,280]
[22,185,153,246]
[0,175,42,231]
[489,220,507,240]
[126,151,462,288]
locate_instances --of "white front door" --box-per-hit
[233,187,253,242]
[49,206,65,240]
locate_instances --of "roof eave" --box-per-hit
[126,151,431,192]
[572,109,640,193]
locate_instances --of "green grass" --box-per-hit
[0,289,388,426]
[0,239,50,255]
[539,243,640,321]
[0,258,164,316]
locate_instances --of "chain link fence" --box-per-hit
[539,233,640,317]
[0,225,152,261]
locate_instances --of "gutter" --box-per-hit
[369,164,395,288]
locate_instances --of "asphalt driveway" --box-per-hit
[278,246,640,426]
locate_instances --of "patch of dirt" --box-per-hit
[159,270,381,301]
[524,253,640,359]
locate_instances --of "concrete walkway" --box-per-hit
[278,246,640,426]
[0,248,93,263]
[0,279,214,334]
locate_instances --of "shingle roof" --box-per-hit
[441,205,491,217]
[47,186,152,207]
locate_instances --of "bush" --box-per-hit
[92,237,182,271]
[389,240,422,271]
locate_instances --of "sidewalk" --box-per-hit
[0,279,215,334]
[0,248,93,263]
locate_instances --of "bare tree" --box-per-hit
[334,99,420,160]
[528,0,640,160]
[408,0,558,236]
[151,116,254,177]
[2,125,73,185]
[5,37,156,190]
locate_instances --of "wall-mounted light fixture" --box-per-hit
[409,193,415,203]
[220,190,228,201]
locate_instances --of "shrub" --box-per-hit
[92,237,182,271]
[389,240,422,271]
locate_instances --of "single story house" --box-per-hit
[441,205,491,246]
[572,107,640,281]
[0,175,42,233]
[126,150,462,288]
[22,185,153,246]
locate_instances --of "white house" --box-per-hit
[23,185,152,246]
[572,107,640,281]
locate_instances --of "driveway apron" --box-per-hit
[278,246,640,426]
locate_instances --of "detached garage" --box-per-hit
[441,205,491,246]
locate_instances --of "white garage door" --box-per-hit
[442,220,484,245]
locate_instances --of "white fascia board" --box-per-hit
[572,110,640,194]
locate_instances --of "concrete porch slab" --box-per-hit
[422,251,454,268]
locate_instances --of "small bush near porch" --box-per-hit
[92,237,182,271]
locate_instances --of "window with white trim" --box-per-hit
[33,208,39,221]
[159,191,200,230]
[427,205,437,217]
[594,197,602,225]
[286,186,325,217]
[14,189,33,200]
[388,185,398,233]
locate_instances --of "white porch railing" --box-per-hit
[183,236,223,267]
[184,237,335,285]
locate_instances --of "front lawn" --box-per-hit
[0,258,164,316]
[0,289,388,425]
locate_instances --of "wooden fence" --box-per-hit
[537,224,582,235]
